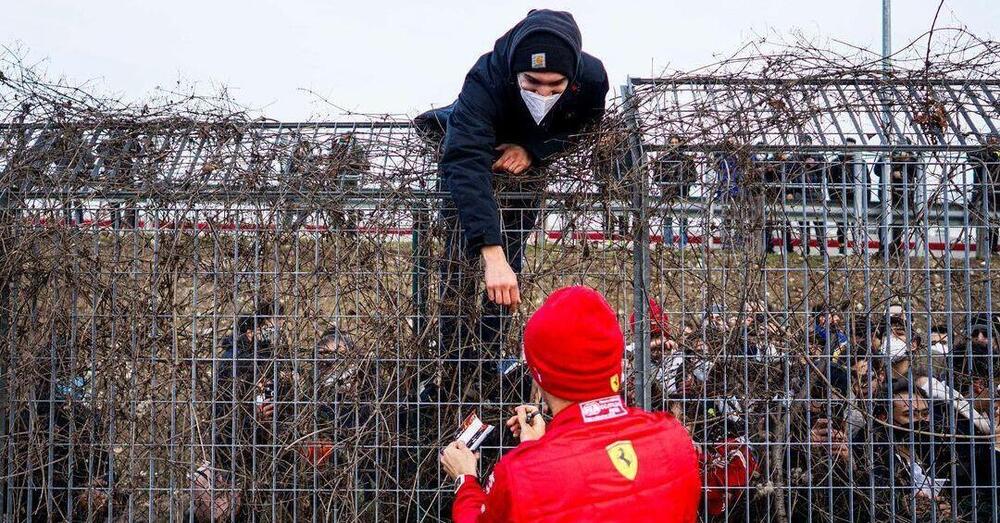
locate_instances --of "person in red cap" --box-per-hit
[624,297,680,407]
[440,286,701,522]
[628,297,678,353]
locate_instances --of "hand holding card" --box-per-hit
[440,412,493,481]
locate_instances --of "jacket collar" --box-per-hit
[545,395,629,435]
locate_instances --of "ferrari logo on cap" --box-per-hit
[606,440,638,480]
[531,53,546,69]
[610,373,620,392]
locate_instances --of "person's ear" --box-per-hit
[529,378,543,404]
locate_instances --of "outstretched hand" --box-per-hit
[482,246,520,309]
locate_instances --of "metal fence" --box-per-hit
[1,77,1000,522]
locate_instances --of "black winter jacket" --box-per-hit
[415,9,608,254]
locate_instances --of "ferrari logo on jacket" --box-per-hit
[606,440,638,480]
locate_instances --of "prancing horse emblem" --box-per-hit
[605,440,638,480]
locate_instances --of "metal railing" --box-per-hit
[1,105,1000,523]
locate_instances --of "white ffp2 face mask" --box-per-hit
[930,342,950,355]
[886,335,909,361]
[520,89,561,125]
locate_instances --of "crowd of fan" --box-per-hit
[647,132,1000,255]
[10,127,1000,520]
[627,297,1000,521]
[19,294,1000,521]
[19,301,386,521]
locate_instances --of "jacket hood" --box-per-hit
[491,9,584,83]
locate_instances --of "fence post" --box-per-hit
[0,155,15,515]
[974,158,988,259]
[880,154,891,257]
[621,80,651,409]
[0,187,7,412]
[412,204,429,341]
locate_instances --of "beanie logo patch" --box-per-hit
[610,374,620,393]
[605,440,638,481]
[531,53,546,69]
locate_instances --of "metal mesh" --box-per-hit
[2,39,1000,522]
[0,120,640,521]
[626,72,1000,523]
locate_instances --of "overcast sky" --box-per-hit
[2,0,997,120]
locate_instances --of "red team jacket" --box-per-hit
[453,395,701,522]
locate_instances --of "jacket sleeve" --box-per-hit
[452,463,513,523]
[521,71,609,163]
[440,70,503,255]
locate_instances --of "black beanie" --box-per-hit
[511,31,576,79]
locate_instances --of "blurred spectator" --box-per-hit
[734,300,781,361]
[625,298,678,406]
[784,136,827,255]
[876,140,921,257]
[291,133,370,231]
[22,338,118,521]
[304,328,370,465]
[814,304,849,363]
[594,129,630,237]
[686,350,765,519]
[914,372,993,438]
[937,320,1000,520]
[702,437,758,518]
[794,384,858,523]
[882,315,918,379]
[654,135,698,246]
[925,324,952,378]
[284,137,319,229]
[328,132,369,192]
[628,297,677,353]
[842,351,888,437]
[828,137,868,255]
[955,317,998,420]
[649,316,764,519]
[655,135,698,200]
[967,133,1000,254]
[704,303,729,332]
[319,132,371,234]
[849,316,886,355]
[712,148,742,202]
[712,145,747,249]
[301,328,379,517]
[868,380,952,520]
[195,301,287,522]
[753,146,788,254]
